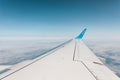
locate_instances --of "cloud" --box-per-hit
[85,40,120,77]
[0,40,64,65]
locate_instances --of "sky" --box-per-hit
[0,0,120,40]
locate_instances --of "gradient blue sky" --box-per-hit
[0,0,120,40]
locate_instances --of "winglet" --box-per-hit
[75,28,87,39]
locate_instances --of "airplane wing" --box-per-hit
[0,28,119,80]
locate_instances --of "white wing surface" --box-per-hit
[0,28,119,80]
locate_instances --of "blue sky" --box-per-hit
[0,0,120,40]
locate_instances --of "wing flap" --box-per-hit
[74,40,119,80]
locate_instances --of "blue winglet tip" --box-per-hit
[75,28,87,39]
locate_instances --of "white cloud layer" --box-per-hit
[85,40,120,77]
[0,40,65,65]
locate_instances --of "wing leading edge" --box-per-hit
[0,28,119,80]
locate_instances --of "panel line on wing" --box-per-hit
[73,40,77,61]
[80,61,98,80]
